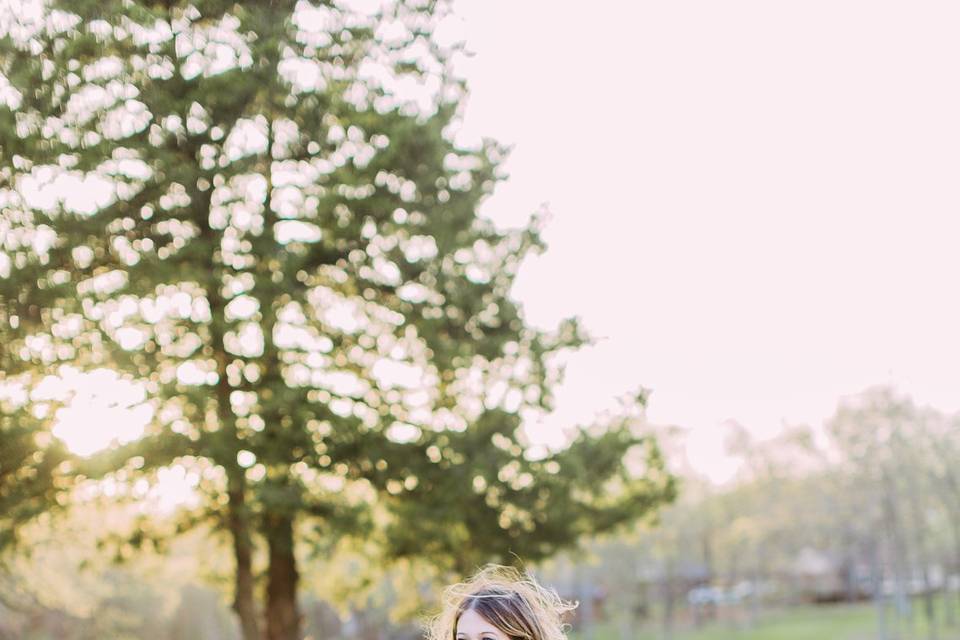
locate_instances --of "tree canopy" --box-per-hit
[0,1,676,638]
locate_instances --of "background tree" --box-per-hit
[0,2,676,639]
[826,387,950,640]
[0,260,74,552]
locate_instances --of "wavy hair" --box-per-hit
[426,565,576,640]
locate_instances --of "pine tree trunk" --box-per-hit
[198,122,260,640]
[229,475,261,640]
[265,512,301,640]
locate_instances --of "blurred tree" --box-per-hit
[0,292,72,551]
[0,396,69,550]
[826,387,945,640]
[0,1,675,639]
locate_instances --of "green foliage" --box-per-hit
[0,405,69,550]
[0,290,72,551]
[0,0,675,633]
[380,408,674,574]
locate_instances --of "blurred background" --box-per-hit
[2,0,959,639]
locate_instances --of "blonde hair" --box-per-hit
[426,565,576,640]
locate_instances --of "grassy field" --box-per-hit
[570,600,957,640]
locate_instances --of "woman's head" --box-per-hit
[427,565,576,640]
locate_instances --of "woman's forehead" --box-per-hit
[456,608,502,634]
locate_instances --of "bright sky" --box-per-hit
[452,0,960,481]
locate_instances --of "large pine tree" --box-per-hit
[0,1,675,638]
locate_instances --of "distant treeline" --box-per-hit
[539,387,960,640]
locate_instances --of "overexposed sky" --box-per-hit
[453,0,960,480]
